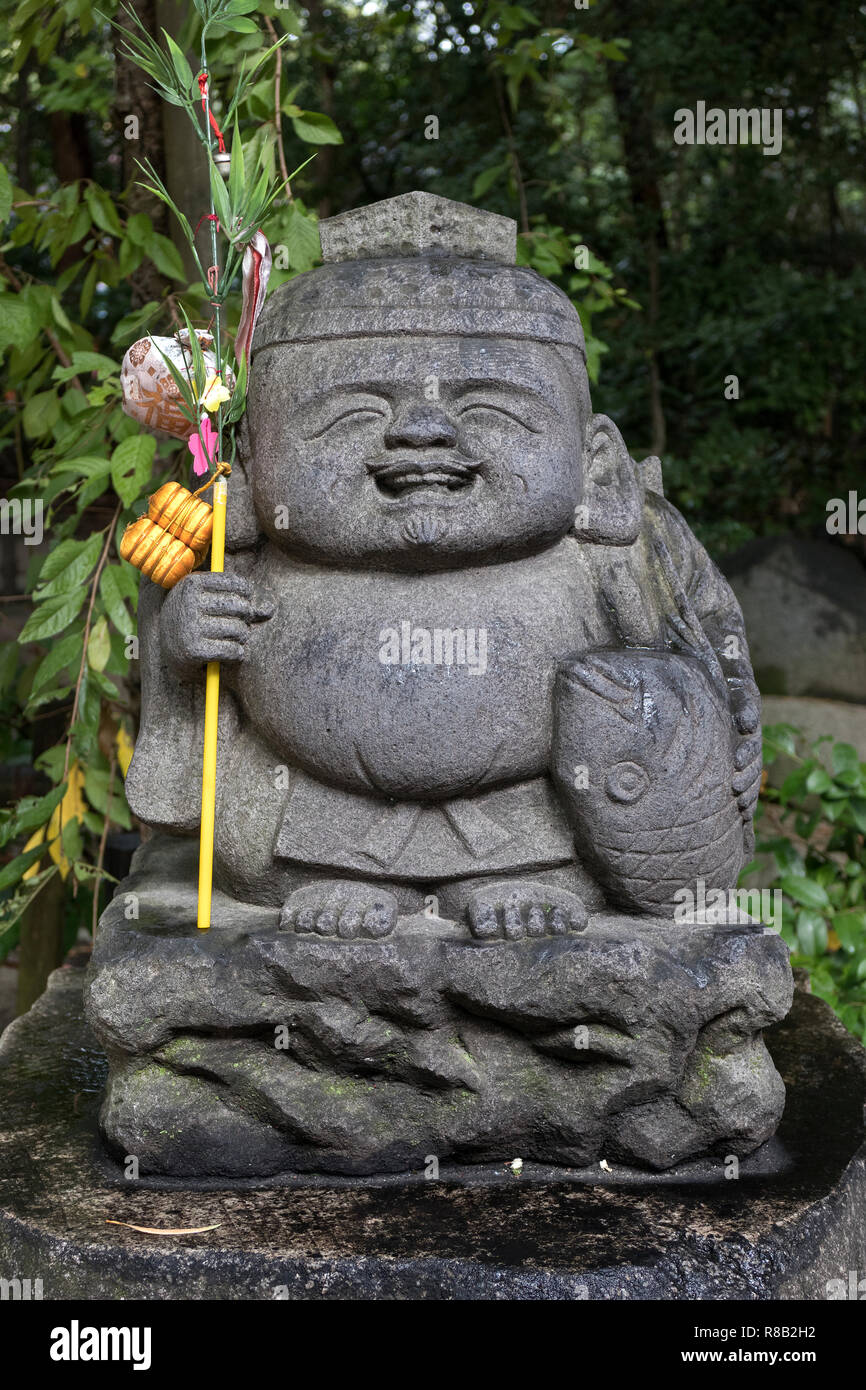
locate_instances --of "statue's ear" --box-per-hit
[577,413,643,546]
[225,412,260,552]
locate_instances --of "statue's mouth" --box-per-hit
[369,457,479,502]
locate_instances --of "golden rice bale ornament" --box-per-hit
[119,479,214,590]
[148,481,213,555]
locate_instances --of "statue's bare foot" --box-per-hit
[279,880,398,939]
[467,880,588,940]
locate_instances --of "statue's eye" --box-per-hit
[605,761,649,804]
[456,402,542,434]
[306,406,387,439]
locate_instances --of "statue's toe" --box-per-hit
[467,880,588,940]
[279,881,398,939]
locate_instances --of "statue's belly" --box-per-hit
[238,545,590,800]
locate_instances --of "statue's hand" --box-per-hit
[160,571,273,678]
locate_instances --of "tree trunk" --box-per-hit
[16,870,66,1016]
[605,0,668,455]
[114,0,172,306]
[301,0,339,219]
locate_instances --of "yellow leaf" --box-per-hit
[22,825,46,881]
[115,725,135,778]
[45,762,87,881]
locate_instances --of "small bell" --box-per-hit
[214,150,231,178]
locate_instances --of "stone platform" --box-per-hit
[83,838,793,1177]
[0,959,864,1299]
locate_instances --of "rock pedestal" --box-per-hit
[0,956,863,1300]
[82,838,792,1179]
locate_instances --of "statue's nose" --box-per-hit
[384,405,458,449]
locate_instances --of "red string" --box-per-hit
[197,72,226,154]
[194,212,221,237]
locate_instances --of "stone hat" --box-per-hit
[252,191,585,358]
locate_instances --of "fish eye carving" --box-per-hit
[605,761,649,804]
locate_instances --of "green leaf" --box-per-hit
[283,204,320,273]
[220,14,259,32]
[0,843,51,893]
[289,110,343,145]
[833,911,866,953]
[22,389,61,438]
[229,116,245,212]
[85,184,122,237]
[850,799,866,834]
[145,232,186,282]
[763,723,799,758]
[209,156,233,228]
[832,742,861,775]
[80,261,99,318]
[162,30,194,94]
[99,565,135,637]
[796,909,827,957]
[126,212,153,247]
[0,295,35,353]
[84,766,131,827]
[779,765,810,801]
[52,351,119,383]
[472,163,506,199]
[0,162,12,225]
[110,433,156,506]
[50,294,72,333]
[19,590,88,644]
[36,533,104,598]
[9,784,66,837]
[61,815,83,862]
[30,628,83,696]
[780,875,832,911]
[805,767,833,795]
[87,614,111,672]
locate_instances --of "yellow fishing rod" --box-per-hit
[197,473,227,930]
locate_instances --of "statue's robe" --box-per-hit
[125,486,758,906]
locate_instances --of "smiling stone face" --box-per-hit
[248,334,587,570]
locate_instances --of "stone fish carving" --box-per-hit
[553,649,743,915]
[86,192,793,1178]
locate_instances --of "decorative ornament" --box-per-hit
[119,480,215,590]
[236,230,273,364]
[188,414,218,477]
[201,373,232,413]
[120,330,230,440]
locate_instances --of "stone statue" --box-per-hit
[86,193,793,1177]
